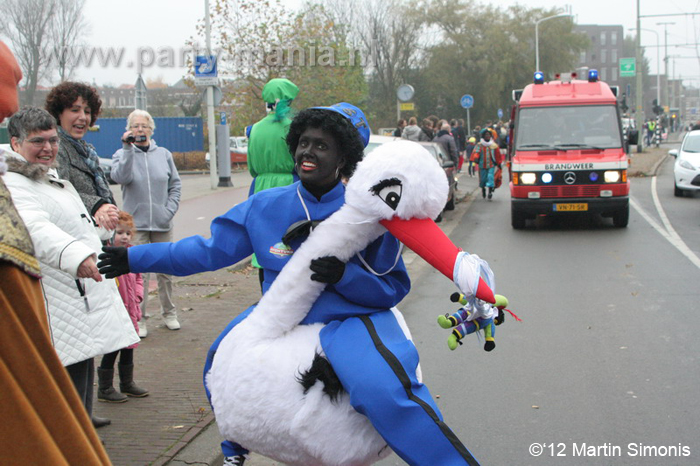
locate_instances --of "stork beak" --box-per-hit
[379,217,495,303]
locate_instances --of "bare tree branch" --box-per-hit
[2,0,57,105]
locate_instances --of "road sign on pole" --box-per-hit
[497,108,504,119]
[619,58,636,77]
[460,94,474,109]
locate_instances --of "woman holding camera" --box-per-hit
[110,109,182,335]
[45,81,119,232]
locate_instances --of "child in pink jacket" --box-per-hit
[97,211,149,402]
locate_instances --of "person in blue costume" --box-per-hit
[98,103,480,466]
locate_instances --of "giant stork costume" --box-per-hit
[206,140,494,466]
[103,105,496,466]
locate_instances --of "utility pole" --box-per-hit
[657,22,675,109]
[635,0,644,152]
[205,0,218,190]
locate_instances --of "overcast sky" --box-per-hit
[74,0,699,87]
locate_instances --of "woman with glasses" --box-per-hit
[110,109,182,335]
[45,81,119,233]
[3,107,139,433]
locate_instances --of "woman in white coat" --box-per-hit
[4,107,139,427]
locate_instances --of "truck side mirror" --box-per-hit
[627,129,638,146]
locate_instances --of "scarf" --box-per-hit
[58,126,113,202]
[480,139,492,147]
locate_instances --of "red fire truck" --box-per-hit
[507,70,630,229]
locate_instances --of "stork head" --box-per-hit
[345,140,447,221]
[345,140,495,304]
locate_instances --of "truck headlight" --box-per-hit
[604,170,620,183]
[521,173,537,185]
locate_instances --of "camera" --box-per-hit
[126,135,147,143]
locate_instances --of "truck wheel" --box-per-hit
[511,206,526,229]
[612,206,629,228]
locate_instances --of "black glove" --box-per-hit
[309,256,345,284]
[97,246,130,278]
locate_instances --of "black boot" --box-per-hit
[119,363,149,397]
[482,187,486,198]
[91,415,111,428]
[97,367,128,403]
[488,187,493,200]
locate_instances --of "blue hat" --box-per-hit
[312,102,371,148]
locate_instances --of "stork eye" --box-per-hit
[371,178,402,210]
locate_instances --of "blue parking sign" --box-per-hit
[497,108,503,119]
[195,55,217,77]
[460,94,474,109]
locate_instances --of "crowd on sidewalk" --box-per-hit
[395,115,510,200]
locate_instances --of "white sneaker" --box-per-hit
[138,321,148,338]
[164,315,180,330]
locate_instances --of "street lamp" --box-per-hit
[535,10,573,72]
[629,28,660,110]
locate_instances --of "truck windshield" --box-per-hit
[515,105,622,151]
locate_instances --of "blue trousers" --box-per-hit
[203,308,479,465]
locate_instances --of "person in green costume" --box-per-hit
[246,78,300,288]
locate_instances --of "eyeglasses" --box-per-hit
[26,137,60,148]
[129,124,151,130]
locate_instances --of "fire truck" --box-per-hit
[507,70,631,229]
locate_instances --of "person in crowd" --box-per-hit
[98,103,480,466]
[110,109,182,334]
[45,81,119,231]
[434,122,459,166]
[470,127,503,200]
[465,136,477,177]
[0,40,111,465]
[4,107,139,430]
[246,78,300,290]
[393,118,406,137]
[97,211,149,403]
[401,116,421,141]
[451,118,467,172]
[419,117,434,141]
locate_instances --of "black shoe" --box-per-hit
[223,455,246,466]
[91,415,111,428]
[482,188,486,199]
[488,188,493,200]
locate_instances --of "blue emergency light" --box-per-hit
[588,69,599,82]
[542,172,553,183]
[534,71,545,84]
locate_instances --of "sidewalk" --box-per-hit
[100,140,674,466]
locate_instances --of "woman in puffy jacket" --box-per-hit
[4,107,139,428]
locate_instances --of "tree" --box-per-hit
[2,0,56,105]
[194,0,367,135]
[417,0,588,124]
[325,0,425,128]
[49,0,90,82]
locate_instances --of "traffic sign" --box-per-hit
[400,102,415,111]
[460,94,474,109]
[619,58,636,77]
[195,55,217,77]
[497,108,503,119]
[220,112,227,125]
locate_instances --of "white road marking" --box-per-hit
[630,177,700,270]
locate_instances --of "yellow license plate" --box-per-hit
[553,203,588,212]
